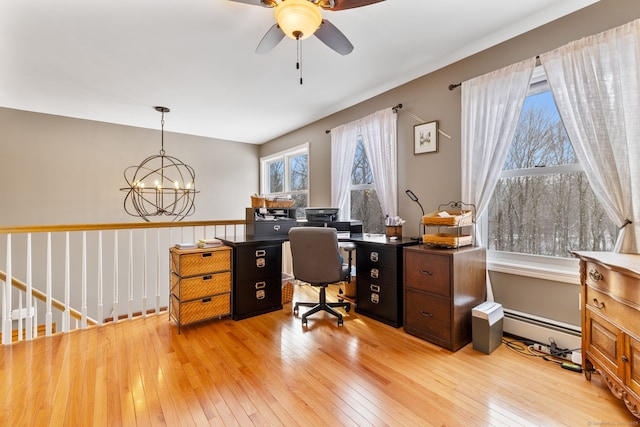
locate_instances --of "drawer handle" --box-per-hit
[591,298,605,309]
[370,293,379,304]
[588,269,602,282]
[201,252,212,258]
[370,284,380,293]
[256,249,266,257]
[370,268,379,279]
[256,290,265,300]
[202,297,212,304]
[370,252,379,262]
[255,281,266,289]
[622,355,629,363]
[256,258,265,268]
[420,310,433,318]
[202,275,212,281]
[420,269,433,276]
[273,225,281,231]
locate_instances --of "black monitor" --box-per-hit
[305,207,339,222]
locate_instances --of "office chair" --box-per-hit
[289,227,351,326]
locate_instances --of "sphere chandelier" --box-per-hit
[121,107,198,222]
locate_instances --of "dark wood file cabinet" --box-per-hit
[403,245,486,351]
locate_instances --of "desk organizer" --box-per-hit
[421,202,476,248]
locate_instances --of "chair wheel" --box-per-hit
[345,304,351,313]
[293,306,299,315]
[338,318,344,326]
[302,317,308,326]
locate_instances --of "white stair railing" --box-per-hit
[0,220,245,344]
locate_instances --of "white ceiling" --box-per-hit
[0,0,598,145]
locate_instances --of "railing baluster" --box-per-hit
[32,295,38,338]
[156,228,160,314]
[113,230,119,323]
[63,232,70,333]
[25,233,32,340]
[3,234,12,345]
[142,229,148,317]
[97,230,103,325]
[81,231,87,329]
[46,232,52,336]
[128,229,133,320]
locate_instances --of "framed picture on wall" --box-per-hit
[414,120,438,155]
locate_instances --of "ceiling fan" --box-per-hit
[229,0,385,55]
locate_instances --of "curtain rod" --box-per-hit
[325,104,403,134]
[449,55,542,90]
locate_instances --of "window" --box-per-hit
[350,137,385,233]
[487,67,617,257]
[260,144,308,217]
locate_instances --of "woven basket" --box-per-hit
[266,198,295,208]
[251,195,266,208]
[171,294,230,325]
[282,281,294,304]
[342,278,356,298]
[422,233,473,248]
[422,210,473,226]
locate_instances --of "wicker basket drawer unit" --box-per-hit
[169,246,232,332]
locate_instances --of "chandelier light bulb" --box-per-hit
[274,0,322,40]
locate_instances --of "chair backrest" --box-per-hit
[288,227,344,285]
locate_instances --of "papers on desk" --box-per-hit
[337,231,351,239]
[198,238,223,248]
[175,243,197,249]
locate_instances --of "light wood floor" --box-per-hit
[0,284,635,426]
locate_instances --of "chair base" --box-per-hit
[294,285,351,326]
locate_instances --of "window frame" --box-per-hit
[260,143,309,214]
[484,65,588,281]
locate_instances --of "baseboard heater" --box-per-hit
[502,308,582,355]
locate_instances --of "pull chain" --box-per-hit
[295,32,303,85]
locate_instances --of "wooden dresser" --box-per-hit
[403,245,486,351]
[573,251,640,419]
[170,246,232,332]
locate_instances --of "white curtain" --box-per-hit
[461,58,536,246]
[330,124,358,220]
[331,108,398,221]
[360,108,398,218]
[540,19,640,253]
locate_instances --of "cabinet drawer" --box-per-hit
[235,244,282,281]
[171,272,231,301]
[585,261,640,305]
[357,246,396,270]
[171,247,231,277]
[586,285,640,333]
[235,275,282,317]
[404,290,451,342]
[356,279,399,323]
[404,250,450,297]
[171,294,230,325]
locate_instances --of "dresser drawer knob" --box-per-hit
[370,268,379,279]
[256,258,265,268]
[202,252,212,258]
[370,252,379,262]
[588,269,602,282]
[420,310,433,318]
[592,298,605,309]
[622,355,629,363]
[420,269,433,276]
[203,275,212,281]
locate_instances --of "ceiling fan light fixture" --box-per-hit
[274,0,322,40]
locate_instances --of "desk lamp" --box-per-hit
[405,189,424,240]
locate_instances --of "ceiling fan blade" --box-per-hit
[256,24,285,54]
[314,20,354,55]
[228,0,275,7]
[320,0,385,11]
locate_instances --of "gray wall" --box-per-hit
[259,0,640,238]
[0,107,259,226]
[258,0,640,330]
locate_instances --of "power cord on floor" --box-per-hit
[502,337,583,373]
